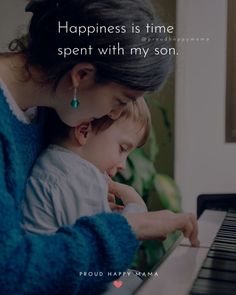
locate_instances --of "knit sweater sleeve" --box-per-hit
[0,140,139,294]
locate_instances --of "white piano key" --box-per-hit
[180,210,226,247]
[134,246,209,295]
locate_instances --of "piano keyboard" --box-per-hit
[134,210,236,295]
[190,210,236,295]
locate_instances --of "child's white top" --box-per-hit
[22,144,146,234]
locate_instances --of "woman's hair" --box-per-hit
[47,97,151,147]
[10,0,171,91]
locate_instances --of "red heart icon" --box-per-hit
[113,280,123,288]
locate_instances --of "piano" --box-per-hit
[134,194,236,295]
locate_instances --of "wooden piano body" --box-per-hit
[134,194,236,295]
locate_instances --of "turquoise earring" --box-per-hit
[70,87,80,109]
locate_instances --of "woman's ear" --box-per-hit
[71,63,95,88]
[73,122,91,146]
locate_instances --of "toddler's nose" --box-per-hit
[117,161,126,171]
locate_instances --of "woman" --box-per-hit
[0,0,199,294]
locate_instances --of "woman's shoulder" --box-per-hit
[0,86,44,141]
[0,87,17,139]
[0,86,11,121]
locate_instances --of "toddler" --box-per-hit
[22,97,151,234]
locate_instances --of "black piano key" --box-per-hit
[198,268,236,283]
[218,230,236,237]
[224,214,236,218]
[218,231,236,236]
[224,216,236,221]
[222,219,236,224]
[227,211,236,217]
[221,220,236,225]
[221,221,236,225]
[219,228,236,234]
[217,235,236,240]
[222,221,236,229]
[202,257,236,272]
[222,221,236,227]
[211,243,236,252]
[215,237,236,244]
[220,227,236,233]
[225,213,236,216]
[223,216,236,221]
[222,219,236,225]
[207,249,236,261]
[220,226,236,232]
[217,234,236,240]
[190,278,236,295]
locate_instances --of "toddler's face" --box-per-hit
[83,118,144,177]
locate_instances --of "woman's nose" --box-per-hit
[107,106,124,120]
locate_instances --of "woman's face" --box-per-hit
[77,82,144,122]
[55,69,144,127]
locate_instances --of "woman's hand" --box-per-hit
[123,210,200,247]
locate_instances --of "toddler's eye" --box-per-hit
[119,145,127,153]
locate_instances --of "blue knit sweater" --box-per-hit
[0,87,139,295]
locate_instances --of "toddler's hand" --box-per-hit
[108,179,147,210]
[108,193,124,212]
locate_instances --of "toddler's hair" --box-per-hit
[47,97,151,147]
[91,97,151,147]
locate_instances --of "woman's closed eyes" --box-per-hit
[115,98,128,107]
